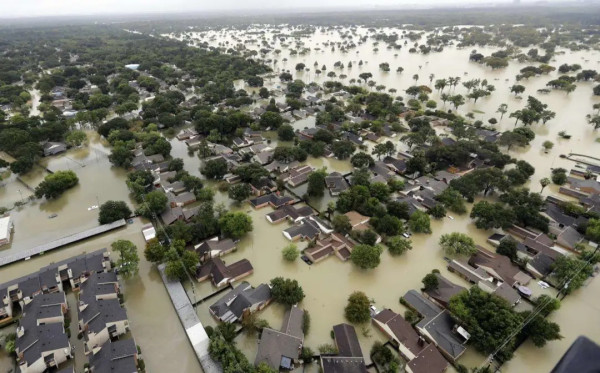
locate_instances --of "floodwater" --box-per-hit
[0,132,201,372]
[0,24,598,373]
[167,25,600,371]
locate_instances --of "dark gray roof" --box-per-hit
[90,339,138,373]
[529,253,555,277]
[17,322,69,366]
[254,328,302,370]
[417,310,466,360]
[79,298,128,334]
[209,281,271,323]
[280,306,304,339]
[403,290,442,320]
[283,219,321,240]
[544,203,576,227]
[333,323,363,358]
[22,292,66,321]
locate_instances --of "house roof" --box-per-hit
[193,238,236,257]
[403,290,442,320]
[417,310,466,360]
[470,247,532,287]
[448,260,491,283]
[90,339,138,373]
[283,219,321,240]
[254,328,302,370]
[209,281,271,323]
[249,194,294,208]
[344,211,370,227]
[408,343,449,373]
[424,274,466,306]
[17,323,70,367]
[373,309,424,356]
[79,298,128,334]
[333,323,363,358]
[281,306,304,339]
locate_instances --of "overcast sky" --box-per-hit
[1,0,560,18]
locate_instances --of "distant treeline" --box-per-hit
[3,5,600,32]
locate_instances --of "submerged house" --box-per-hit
[372,309,448,373]
[209,281,271,323]
[403,290,468,362]
[255,306,305,371]
[196,257,254,287]
[320,323,367,373]
[266,205,314,224]
[304,233,357,263]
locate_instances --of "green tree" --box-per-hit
[331,140,356,159]
[277,124,295,141]
[470,201,516,230]
[422,273,439,291]
[386,236,412,256]
[344,291,371,324]
[260,111,284,129]
[439,232,476,256]
[552,255,595,294]
[282,244,300,262]
[98,200,132,224]
[408,210,431,234]
[497,239,518,261]
[34,170,79,199]
[586,219,600,243]
[435,188,467,214]
[228,183,251,203]
[332,215,352,235]
[351,152,375,167]
[307,169,327,197]
[111,240,140,279]
[144,190,168,215]
[219,212,253,239]
[270,277,305,306]
[144,239,167,263]
[540,177,551,193]
[350,244,384,269]
[202,158,228,180]
[65,130,88,147]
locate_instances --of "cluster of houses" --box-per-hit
[0,249,141,373]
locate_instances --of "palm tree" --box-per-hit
[496,103,508,120]
[540,178,550,193]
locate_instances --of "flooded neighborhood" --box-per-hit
[1,2,600,373]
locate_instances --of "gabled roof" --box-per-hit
[424,274,466,307]
[209,281,271,323]
[469,247,532,287]
[333,323,363,358]
[408,343,449,373]
[373,309,424,355]
[417,310,466,360]
[90,339,138,373]
[403,290,442,320]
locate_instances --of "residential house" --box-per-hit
[249,194,295,209]
[345,211,382,244]
[265,160,300,174]
[372,309,448,373]
[266,205,314,224]
[176,128,199,141]
[196,257,254,287]
[167,191,196,207]
[325,172,350,196]
[282,218,322,241]
[78,274,128,355]
[304,233,357,263]
[286,165,314,187]
[89,339,139,373]
[232,137,254,148]
[469,247,532,287]
[255,306,304,371]
[423,274,466,309]
[42,142,67,157]
[383,156,408,175]
[209,281,271,323]
[15,292,71,373]
[192,237,236,261]
[567,177,600,195]
[369,161,397,182]
[403,290,468,362]
[320,323,367,373]
[250,177,278,196]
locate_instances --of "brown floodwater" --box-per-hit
[165,25,600,371]
[1,24,599,373]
